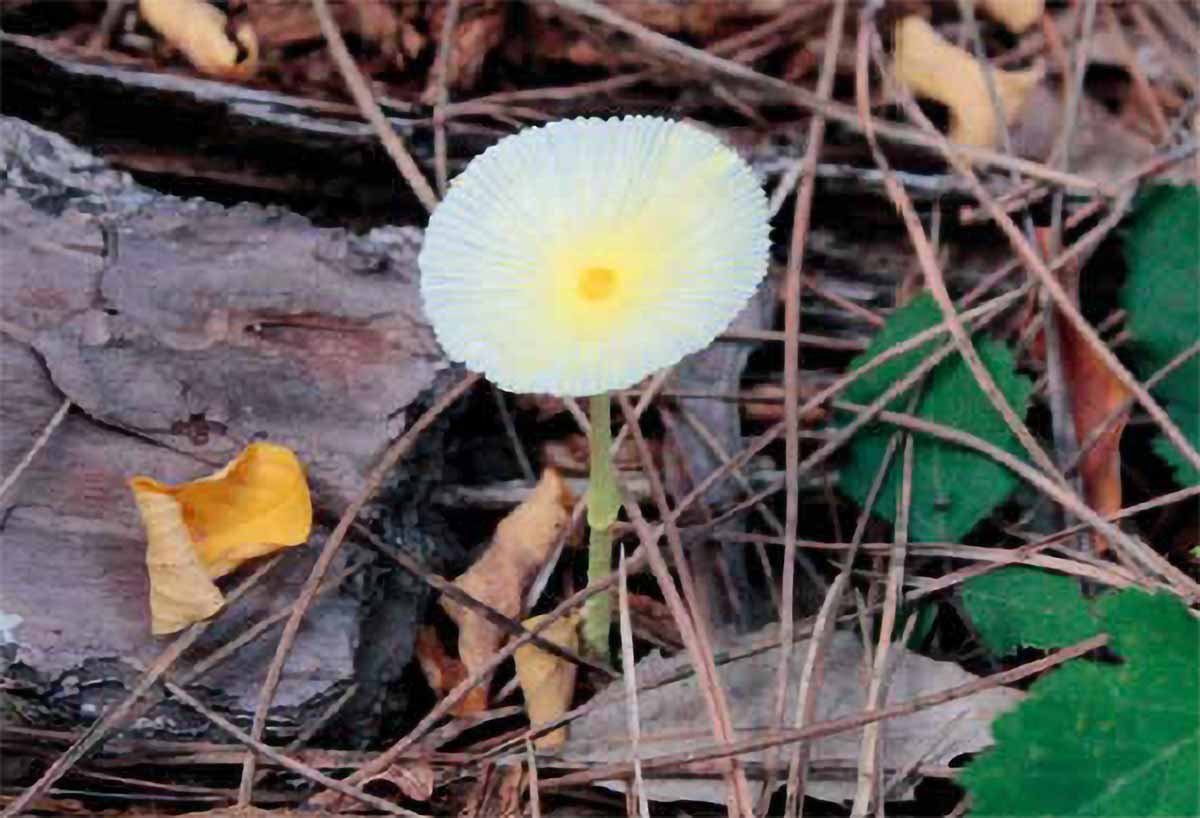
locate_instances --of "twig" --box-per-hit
[867,26,1200,489]
[850,434,913,815]
[1,558,280,818]
[855,18,1066,487]
[0,398,71,501]
[431,0,463,196]
[353,522,615,678]
[1129,4,1199,94]
[491,384,536,483]
[617,547,651,818]
[767,0,846,810]
[236,372,479,805]
[310,0,439,212]
[86,0,128,51]
[550,0,1111,194]
[526,740,541,818]
[839,401,1200,600]
[1101,4,1169,140]
[785,404,906,818]
[616,393,755,816]
[144,668,420,817]
[669,407,785,614]
[540,635,1108,789]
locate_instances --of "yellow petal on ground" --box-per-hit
[977,0,1044,34]
[514,613,580,750]
[893,16,1043,149]
[129,442,312,634]
[130,480,225,635]
[139,0,259,79]
[440,469,573,707]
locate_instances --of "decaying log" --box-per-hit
[0,116,448,730]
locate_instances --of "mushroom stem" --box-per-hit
[582,393,620,660]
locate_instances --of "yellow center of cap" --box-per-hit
[577,266,617,302]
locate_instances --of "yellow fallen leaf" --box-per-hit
[139,0,258,79]
[440,468,572,706]
[977,0,1045,34]
[514,612,579,750]
[130,442,311,635]
[893,16,1043,149]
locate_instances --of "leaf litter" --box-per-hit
[2,1,1197,816]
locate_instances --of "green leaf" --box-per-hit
[1121,184,1200,485]
[1151,403,1200,486]
[838,293,1035,542]
[963,590,1200,817]
[961,567,1099,655]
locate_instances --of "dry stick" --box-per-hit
[310,0,439,213]
[1,557,280,818]
[1128,4,1199,94]
[489,481,1200,765]
[1148,0,1200,55]
[618,548,651,818]
[0,397,70,501]
[526,740,542,818]
[854,22,1064,491]
[492,384,536,483]
[668,288,1028,541]
[540,634,1108,790]
[837,399,1200,601]
[616,392,754,817]
[550,0,1109,195]
[768,0,847,812]
[236,371,479,805]
[353,522,615,678]
[669,407,784,614]
[871,33,1200,480]
[850,435,913,816]
[1101,4,1170,140]
[141,669,420,817]
[431,0,463,196]
[785,412,907,818]
[322,379,671,801]
[325,288,1016,801]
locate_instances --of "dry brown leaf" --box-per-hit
[415,625,488,716]
[129,442,311,634]
[541,433,645,476]
[440,468,572,706]
[367,760,436,802]
[246,0,413,59]
[1034,226,1133,556]
[495,764,526,818]
[514,612,580,750]
[561,629,1022,805]
[139,0,258,79]
[613,0,787,38]
[978,0,1045,34]
[183,806,278,817]
[893,15,1043,148]
[626,592,683,650]
[1061,313,1130,554]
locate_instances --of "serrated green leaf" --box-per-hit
[961,567,1099,655]
[963,590,1200,817]
[838,293,1035,542]
[1151,403,1200,486]
[1121,184,1200,485]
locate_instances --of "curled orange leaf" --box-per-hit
[139,0,259,79]
[440,468,572,707]
[514,613,580,750]
[130,442,311,634]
